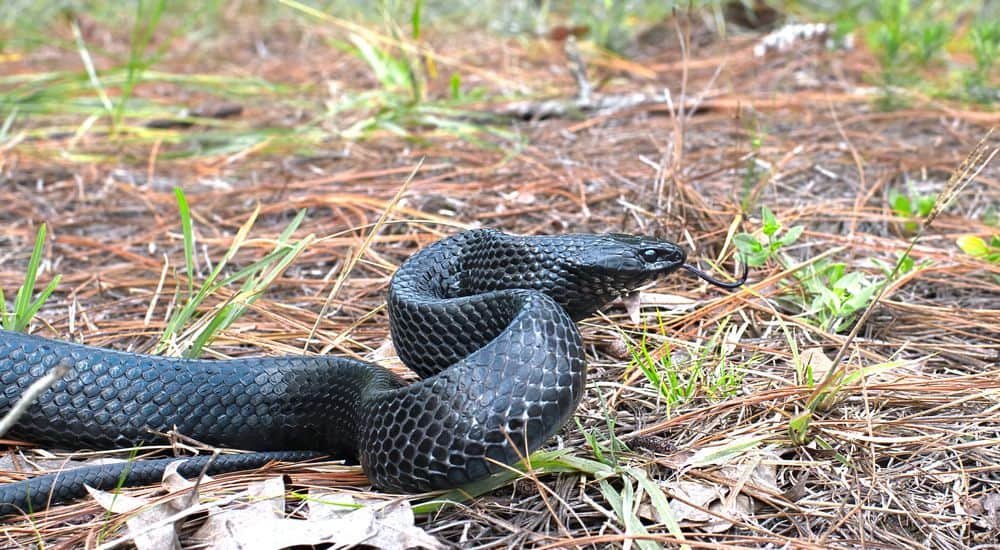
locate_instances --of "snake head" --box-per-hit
[550,233,687,319]
[595,233,688,277]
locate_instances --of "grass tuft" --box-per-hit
[156,188,314,358]
[1,223,61,333]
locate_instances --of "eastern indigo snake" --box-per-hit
[0,228,744,516]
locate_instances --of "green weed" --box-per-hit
[156,188,314,358]
[0,224,61,333]
[577,389,628,467]
[964,20,999,102]
[821,0,995,106]
[733,206,804,267]
[739,127,767,212]
[888,185,935,234]
[735,206,892,333]
[629,315,743,411]
[597,467,687,550]
[798,261,879,333]
[325,30,507,144]
[957,234,1000,263]
[957,234,1000,285]
[112,0,168,132]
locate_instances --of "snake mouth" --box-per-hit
[681,261,748,289]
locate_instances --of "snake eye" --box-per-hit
[641,248,660,262]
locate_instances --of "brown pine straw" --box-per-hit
[2,10,999,549]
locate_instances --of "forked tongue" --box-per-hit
[681,261,748,289]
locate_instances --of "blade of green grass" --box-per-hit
[4,223,62,333]
[157,191,312,357]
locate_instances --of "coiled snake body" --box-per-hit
[0,229,743,515]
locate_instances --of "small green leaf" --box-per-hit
[779,225,805,247]
[0,287,8,330]
[626,468,684,538]
[761,206,780,236]
[734,234,770,266]
[410,0,423,40]
[833,271,863,292]
[449,73,461,100]
[843,283,877,313]
[888,188,912,216]
[916,195,935,217]
[174,187,195,294]
[898,255,915,273]
[733,233,763,254]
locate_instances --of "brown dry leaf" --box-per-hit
[85,484,149,515]
[86,485,185,550]
[662,480,724,522]
[718,454,781,494]
[193,479,443,550]
[704,494,754,533]
[161,459,211,494]
[656,480,753,533]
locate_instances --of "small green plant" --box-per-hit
[964,20,999,102]
[739,126,767,212]
[734,206,804,267]
[0,223,61,332]
[326,30,507,144]
[735,206,893,333]
[629,315,743,411]
[888,186,935,233]
[156,188,314,357]
[576,390,628,467]
[799,261,880,333]
[864,0,956,107]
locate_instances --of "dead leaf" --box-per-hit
[161,459,210,494]
[126,503,185,550]
[663,480,724,522]
[704,494,753,533]
[192,479,443,550]
[85,485,148,515]
[718,452,781,494]
[655,479,754,534]
[982,492,1000,529]
[86,485,184,550]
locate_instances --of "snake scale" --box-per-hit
[0,228,744,516]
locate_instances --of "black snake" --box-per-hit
[0,228,744,516]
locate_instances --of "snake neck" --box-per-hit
[388,229,672,378]
[392,229,665,321]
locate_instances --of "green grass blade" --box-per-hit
[24,276,61,326]
[0,287,8,329]
[12,224,48,332]
[174,187,196,295]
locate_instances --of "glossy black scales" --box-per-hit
[1,228,698,515]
